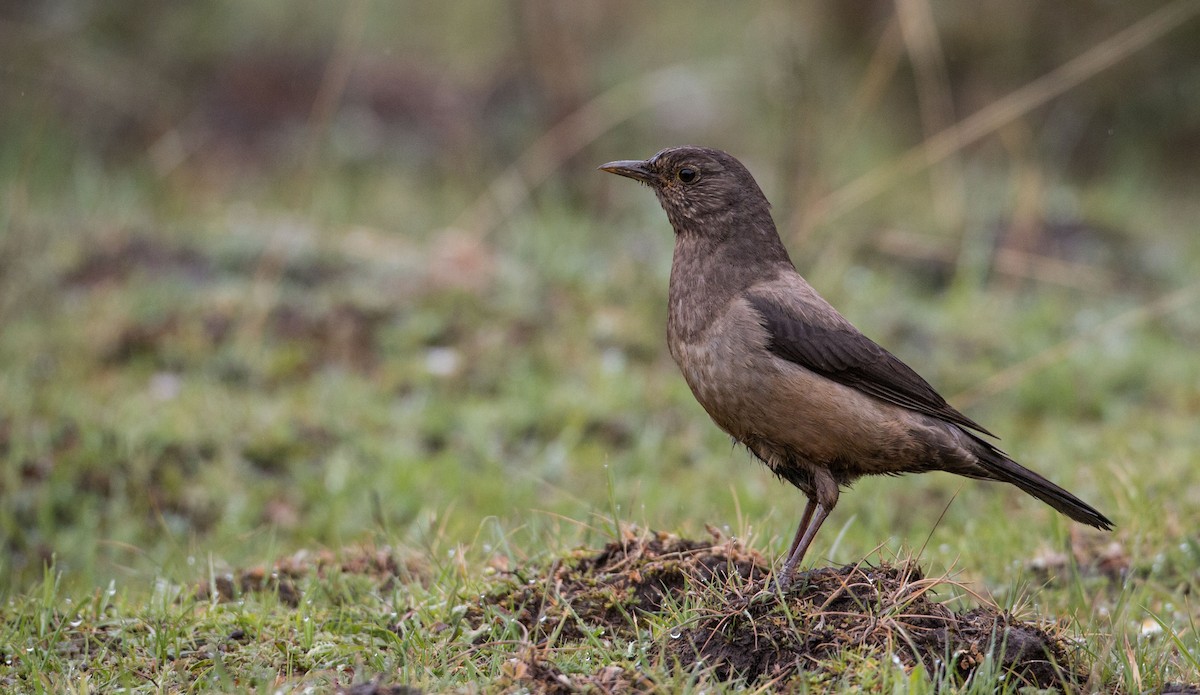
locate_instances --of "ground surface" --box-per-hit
[4,4,1200,686]
[2,206,1199,691]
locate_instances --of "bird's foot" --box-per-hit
[764,568,816,597]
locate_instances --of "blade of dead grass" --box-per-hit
[792,0,1200,236]
[895,0,964,232]
[450,61,728,240]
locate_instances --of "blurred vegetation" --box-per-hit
[1,1,1199,690]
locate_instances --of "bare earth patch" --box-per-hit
[194,545,429,607]
[471,528,1091,692]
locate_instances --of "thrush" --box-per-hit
[600,146,1112,585]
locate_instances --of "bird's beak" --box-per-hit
[598,159,654,184]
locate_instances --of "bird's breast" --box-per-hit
[668,297,777,435]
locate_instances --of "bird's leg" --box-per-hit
[776,472,840,587]
[776,504,829,587]
[769,498,817,592]
[785,497,817,562]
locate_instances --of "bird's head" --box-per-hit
[600,146,772,236]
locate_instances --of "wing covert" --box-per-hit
[747,295,994,437]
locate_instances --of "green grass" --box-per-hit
[3,106,1200,691]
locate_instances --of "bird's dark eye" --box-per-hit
[677,166,700,184]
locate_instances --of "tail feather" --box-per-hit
[970,437,1113,530]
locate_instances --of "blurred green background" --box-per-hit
[2,0,1200,599]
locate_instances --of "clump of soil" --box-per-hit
[194,545,428,607]
[474,528,1090,692]
[468,527,767,644]
[671,562,1080,689]
[497,652,656,695]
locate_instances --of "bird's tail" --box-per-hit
[970,437,1113,530]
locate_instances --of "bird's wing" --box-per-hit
[747,294,995,437]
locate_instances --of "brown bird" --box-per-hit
[600,146,1112,585]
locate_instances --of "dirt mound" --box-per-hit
[671,563,1079,689]
[469,528,767,644]
[473,528,1089,692]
